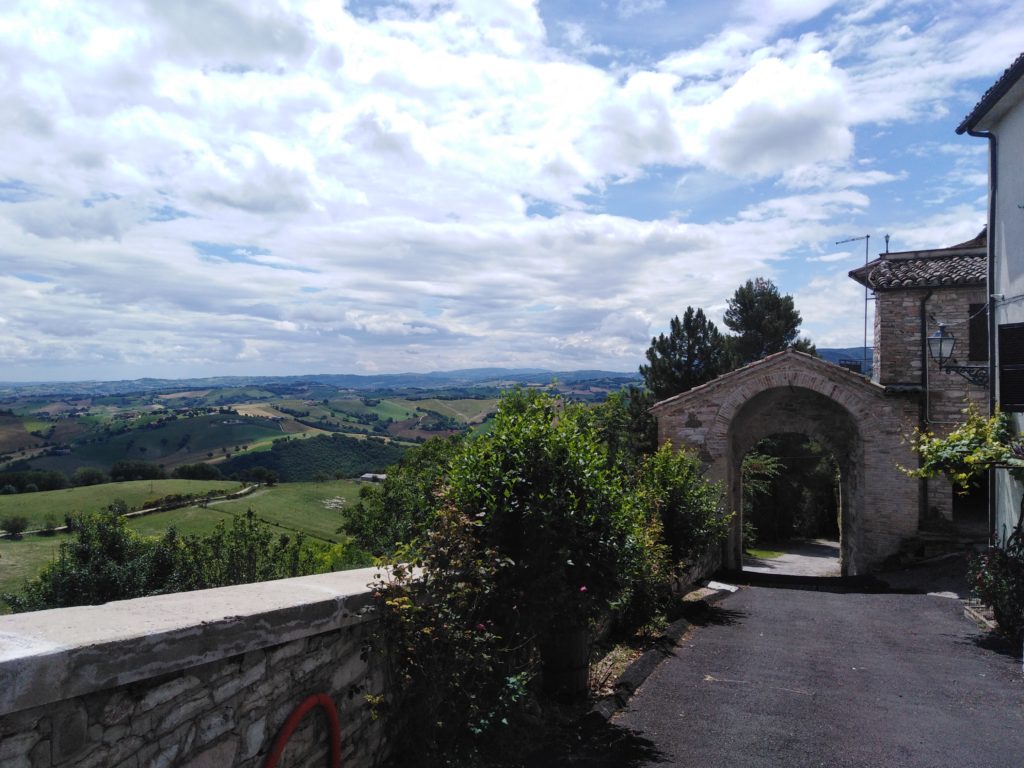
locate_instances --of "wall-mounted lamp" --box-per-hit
[927,324,989,386]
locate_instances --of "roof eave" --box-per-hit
[957,52,1024,134]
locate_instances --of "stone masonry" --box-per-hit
[651,234,988,575]
[652,350,921,574]
[0,568,390,768]
[856,240,988,523]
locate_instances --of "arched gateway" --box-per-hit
[650,350,922,575]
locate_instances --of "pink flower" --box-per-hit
[579,586,587,593]
[476,623,486,631]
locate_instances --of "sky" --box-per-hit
[1,0,1022,382]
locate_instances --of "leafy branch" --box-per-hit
[904,405,1020,491]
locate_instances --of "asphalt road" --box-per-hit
[547,584,1024,767]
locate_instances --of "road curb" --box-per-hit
[963,602,998,631]
[586,583,737,725]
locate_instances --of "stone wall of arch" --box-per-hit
[651,351,922,575]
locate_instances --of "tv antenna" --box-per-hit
[836,235,871,375]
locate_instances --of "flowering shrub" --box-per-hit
[969,523,1024,639]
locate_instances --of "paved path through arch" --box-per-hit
[742,538,841,577]
[540,582,1023,767]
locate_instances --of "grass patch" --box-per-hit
[0,479,242,530]
[0,532,64,601]
[200,480,365,542]
[745,547,785,559]
[127,506,237,538]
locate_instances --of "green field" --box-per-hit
[409,398,498,423]
[207,480,364,542]
[0,479,242,531]
[20,413,288,476]
[0,533,64,597]
[127,506,237,538]
[0,480,369,604]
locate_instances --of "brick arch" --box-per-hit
[651,350,922,575]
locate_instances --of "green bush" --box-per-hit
[635,442,727,568]
[219,432,406,482]
[72,466,108,487]
[906,406,1015,490]
[621,443,727,624]
[970,521,1024,639]
[373,390,725,765]
[109,460,165,482]
[2,507,340,612]
[1,515,30,539]
[171,463,223,481]
[346,435,462,557]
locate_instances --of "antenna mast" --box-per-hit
[836,235,871,375]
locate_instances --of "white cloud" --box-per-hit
[807,251,860,263]
[0,0,1021,380]
[617,0,666,20]
[795,268,873,349]
[699,52,852,176]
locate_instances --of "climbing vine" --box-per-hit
[906,405,1024,637]
[904,406,1020,491]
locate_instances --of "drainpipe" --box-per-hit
[967,128,997,539]
[919,288,934,526]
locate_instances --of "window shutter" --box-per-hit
[998,323,1024,412]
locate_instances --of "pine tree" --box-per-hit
[723,278,814,366]
[640,307,729,400]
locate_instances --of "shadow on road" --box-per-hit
[528,722,670,767]
[961,632,1021,660]
[684,603,748,627]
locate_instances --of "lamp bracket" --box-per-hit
[939,364,989,387]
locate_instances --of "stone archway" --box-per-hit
[651,350,922,575]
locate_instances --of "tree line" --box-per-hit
[640,277,814,400]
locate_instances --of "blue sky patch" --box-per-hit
[0,179,44,204]
[148,205,193,222]
[14,272,51,283]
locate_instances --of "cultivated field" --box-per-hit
[0,412,43,455]
[0,479,242,531]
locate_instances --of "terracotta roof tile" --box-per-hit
[849,252,986,290]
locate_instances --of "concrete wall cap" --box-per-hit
[0,567,382,717]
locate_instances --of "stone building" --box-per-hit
[651,232,988,574]
[849,230,989,525]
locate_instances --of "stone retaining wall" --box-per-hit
[0,568,389,768]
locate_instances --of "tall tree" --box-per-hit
[640,307,729,400]
[723,277,814,366]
